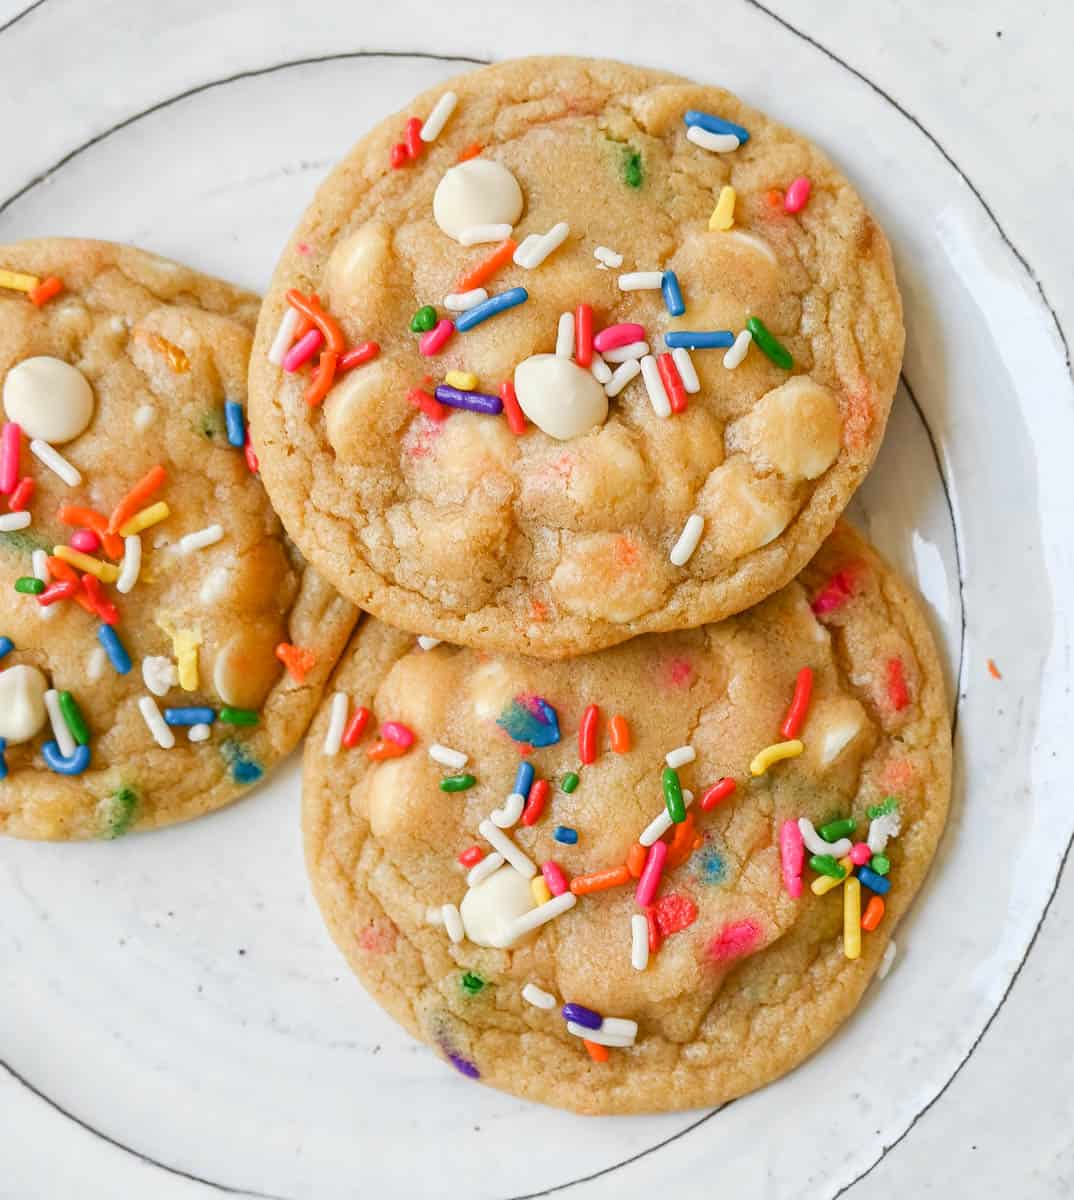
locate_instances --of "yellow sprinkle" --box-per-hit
[811,855,853,896]
[119,501,170,537]
[708,185,736,232]
[0,268,40,293]
[445,370,478,391]
[174,629,202,691]
[53,544,119,583]
[843,876,862,959]
[750,738,803,776]
[531,876,552,906]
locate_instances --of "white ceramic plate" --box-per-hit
[2,9,1072,1200]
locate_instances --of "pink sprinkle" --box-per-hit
[593,322,646,353]
[635,840,667,907]
[70,529,101,554]
[0,422,21,494]
[779,819,804,898]
[850,842,872,866]
[541,860,569,897]
[709,918,762,962]
[419,319,455,356]
[283,328,324,372]
[381,721,415,748]
[784,176,812,214]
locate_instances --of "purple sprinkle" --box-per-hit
[561,1002,602,1030]
[433,385,503,415]
[448,1051,481,1079]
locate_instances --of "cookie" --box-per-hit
[0,239,357,840]
[251,57,904,658]
[303,523,949,1113]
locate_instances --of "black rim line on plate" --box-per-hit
[0,13,1060,1199]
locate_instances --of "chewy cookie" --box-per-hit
[0,240,357,840]
[303,524,949,1113]
[251,56,904,658]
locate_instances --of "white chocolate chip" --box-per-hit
[433,159,523,243]
[728,376,842,482]
[142,655,177,698]
[0,664,49,743]
[459,865,535,948]
[3,356,95,444]
[513,354,608,440]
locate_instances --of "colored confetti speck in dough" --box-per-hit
[987,658,1002,679]
[497,695,561,747]
[357,920,397,954]
[100,786,138,839]
[692,842,727,885]
[652,893,698,937]
[220,739,264,785]
[460,971,485,995]
[708,918,762,962]
[621,146,644,188]
[198,409,225,439]
[1,528,50,555]
[661,656,694,689]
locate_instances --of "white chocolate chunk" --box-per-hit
[142,655,177,698]
[514,354,608,440]
[729,377,842,481]
[3,356,94,444]
[0,664,49,743]
[433,159,523,243]
[459,864,535,948]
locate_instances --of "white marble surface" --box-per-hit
[1,2,1073,1197]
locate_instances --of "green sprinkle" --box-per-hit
[561,772,579,794]
[14,576,44,594]
[440,773,476,793]
[809,854,846,879]
[871,854,891,876]
[58,691,90,746]
[219,707,258,726]
[460,971,485,995]
[101,787,138,839]
[745,316,793,369]
[621,147,644,189]
[662,766,685,823]
[819,817,856,843]
[410,305,438,333]
[867,796,899,820]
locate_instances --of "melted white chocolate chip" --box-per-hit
[433,159,523,243]
[514,354,608,440]
[0,664,49,743]
[459,865,535,948]
[3,356,95,444]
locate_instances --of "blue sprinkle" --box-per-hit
[0,736,7,781]
[97,625,132,675]
[0,636,12,661]
[664,330,735,350]
[514,761,534,800]
[497,695,560,747]
[683,109,750,143]
[455,287,528,333]
[857,866,892,895]
[661,271,685,317]
[553,825,578,845]
[224,400,246,448]
[164,706,216,727]
[42,740,91,776]
[561,1002,602,1029]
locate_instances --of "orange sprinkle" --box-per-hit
[366,739,408,762]
[582,1039,609,1063]
[457,142,483,162]
[44,557,95,613]
[665,812,698,869]
[285,290,345,354]
[28,276,64,307]
[569,865,631,896]
[609,714,631,754]
[275,642,318,683]
[58,505,124,559]
[108,465,166,535]
[625,842,647,879]
[861,896,885,932]
[987,658,1002,680]
[137,330,190,373]
[456,238,517,293]
[304,351,338,406]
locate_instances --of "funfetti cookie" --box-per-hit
[303,524,949,1114]
[0,240,357,841]
[250,57,904,659]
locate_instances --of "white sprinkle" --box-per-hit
[459,223,513,246]
[267,306,300,366]
[417,635,442,651]
[798,816,852,858]
[138,695,175,749]
[723,329,753,369]
[426,906,444,926]
[618,271,663,291]
[631,913,649,971]
[134,404,156,431]
[430,743,468,769]
[555,311,575,358]
[441,903,465,944]
[868,810,902,854]
[467,851,505,887]
[177,524,224,555]
[512,234,542,265]
[565,1020,634,1047]
[877,940,897,980]
[188,723,211,743]
[479,819,536,878]
[29,439,80,486]
[495,891,576,947]
[640,789,694,846]
[515,221,569,269]
[594,245,624,269]
[686,125,740,153]
[589,353,612,384]
[420,90,458,142]
[665,745,696,769]
[0,511,30,532]
[86,647,107,681]
[443,289,488,312]
[602,340,649,363]
[322,692,349,756]
[522,982,557,1009]
[116,535,142,594]
[640,355,671,418]
[670,514,704,567]
[671,347,700,393]
[604,357,641,398]
[600,1016,638,1039]
[142,655,177,698]
[32,549,57,622]
[491,792,525,829]
[44,688,76,757]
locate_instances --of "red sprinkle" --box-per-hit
[645,906,662,956]
[700,777,736,811]
[780,666,814,739]
[404,116,423,160]
[656,352,688,414]
[811,568,856,615]
[8,476,34,511]
[458,845,484,868]
[407,387,450,422]
[339,341,380,372]
[575,304,594,368]
[886,658,910,711]
[652,893,699,937]
[381,720,415,748]
[578,703,599,765]
[521,778,550,826]
[244,433,259,474]
[342,706,371,748]
[390,142,408,168]
[499,380,527,435]
[80,573,119,625]
[28,276,63,307]
[37,581,77,607]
